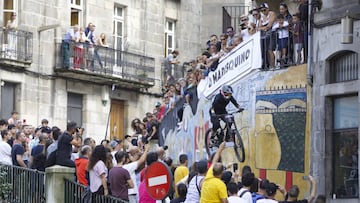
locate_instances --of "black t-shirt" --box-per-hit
[11,143,25,166]
[56,132,74,160]
[280,200,308,203]
[211,93,239,115]
[147,120,159,139]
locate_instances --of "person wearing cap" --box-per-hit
[55,121,82,167]
[110,139,123,166]
[258,2,277,70]
[154,101,165,122]
[279,175,316,203]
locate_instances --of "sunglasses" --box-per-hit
[220,38,226,40]
[261,9,267,12]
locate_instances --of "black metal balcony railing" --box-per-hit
[0,164,46,203]
[0,27,33,62]
[56,42,155,85]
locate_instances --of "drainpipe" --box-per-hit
[307,0,313,86]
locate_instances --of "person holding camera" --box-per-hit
[55,121,82,167]
[279,175,316,203]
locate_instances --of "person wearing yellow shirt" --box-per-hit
[200,142,228,203]
[174,154,189,197]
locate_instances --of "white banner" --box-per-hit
[202,31,262,98]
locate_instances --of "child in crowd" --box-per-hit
[272,14,289,68]
[292,13,304,64]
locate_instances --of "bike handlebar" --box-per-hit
[213,108,244,117]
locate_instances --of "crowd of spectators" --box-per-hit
[0,111,327,203]
[163,0,309,93]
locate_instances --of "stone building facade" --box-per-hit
[310,0,360,202]
[0,0,254,143]
[0,0,205,142]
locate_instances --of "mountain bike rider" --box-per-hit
[209,85,244,141]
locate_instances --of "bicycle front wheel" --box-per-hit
[232,129,245,162]
[205,129,219,158]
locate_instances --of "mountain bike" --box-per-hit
[205,110,245,162]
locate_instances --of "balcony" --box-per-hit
[0,27,33,68]
[55,42,155,89]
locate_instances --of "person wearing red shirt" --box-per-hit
[75,145,92,186]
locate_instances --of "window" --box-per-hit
[3,0,17,27]
[330,51,358,83]
[0,81,16,119]
[67,93,83,126]
[70,0,82,26]
[332,96,359,198]
[113,6,124,51]
[165,19,176,56]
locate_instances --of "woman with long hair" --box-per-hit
[87,145,109,196]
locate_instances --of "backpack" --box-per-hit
[252,192,265,203]
[239,189,250,198]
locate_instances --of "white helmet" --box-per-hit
[222,85,233,94]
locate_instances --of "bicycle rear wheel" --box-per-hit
[232,129,245,162]
[205,129,220,158]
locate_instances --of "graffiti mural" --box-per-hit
[159,65,311,197]
[255,87,307,172]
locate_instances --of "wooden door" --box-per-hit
[110,100,124,141]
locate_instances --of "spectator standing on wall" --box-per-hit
[56,121,82,167]
[164,50,180,86]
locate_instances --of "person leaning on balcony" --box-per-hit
[5,12,17,59]
[74,27,90,69]
[62,24,79,69]
[258,3,277,70]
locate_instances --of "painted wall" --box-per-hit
[160,64,312,199]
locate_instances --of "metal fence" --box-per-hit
[56,41,155,84]
[0,27,33,62]
[64,178,128,203]
[260,29,306,70]
[0,164,45,203]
